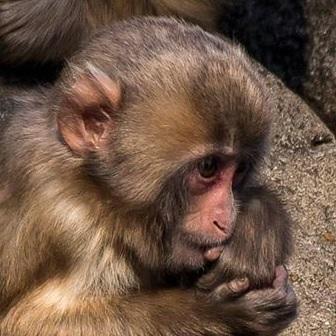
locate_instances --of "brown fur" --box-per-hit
[0,18,296,335]
[0,0,226,65]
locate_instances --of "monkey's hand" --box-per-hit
[199,265,298,336]
[198,186,293,290]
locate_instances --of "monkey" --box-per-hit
[0,18,297,335]
[0,0,225,66]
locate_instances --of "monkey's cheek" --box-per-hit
[204,246,224,262]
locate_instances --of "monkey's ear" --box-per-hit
[57,64,121,156]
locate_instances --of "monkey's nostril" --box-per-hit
[213,220,225,232]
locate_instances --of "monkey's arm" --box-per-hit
[0,0,221,65]
[0,269,296,336]
[198,185,293,290]
[0,0,88,65]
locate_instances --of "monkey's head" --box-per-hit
[55,18,270,272]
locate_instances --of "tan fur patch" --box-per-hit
[0,185,11,203]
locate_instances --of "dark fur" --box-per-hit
[0,18,296,335]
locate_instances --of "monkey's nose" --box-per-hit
[213,220,227,232]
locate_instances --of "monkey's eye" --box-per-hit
[197,156,220,179]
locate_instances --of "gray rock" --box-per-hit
[262,72,336,336]
[218,0,336,134]
[303,0,336,134]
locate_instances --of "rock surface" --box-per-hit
[219,0,336,134]
[303,0,336,134]
[262,72,336,335]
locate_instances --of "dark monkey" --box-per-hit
[0,0,225,65]
[0,18,296,335]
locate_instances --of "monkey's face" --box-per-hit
[57,52,270,271]
[109,63,270,271]
[160,152,248,271]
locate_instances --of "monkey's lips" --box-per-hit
[195,237,229,262]
[171,231,228,269]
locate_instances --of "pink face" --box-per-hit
[170,154,247,270]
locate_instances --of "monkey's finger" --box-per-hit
[272,265,288,290]
[211,278,249,300]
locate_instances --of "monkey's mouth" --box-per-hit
[170,236,226,271]
[172,231,228,268]
[186,242,224,264]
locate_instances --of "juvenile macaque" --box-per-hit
[0,0,225,65]
[0,18,296,335]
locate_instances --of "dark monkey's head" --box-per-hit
[55,18,270,272]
